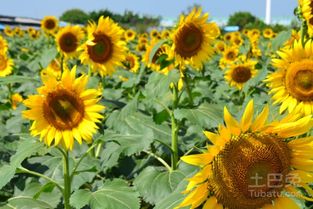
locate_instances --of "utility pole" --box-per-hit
[265,0,271,24]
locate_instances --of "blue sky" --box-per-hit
[0,0,297,20]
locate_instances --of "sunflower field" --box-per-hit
[0,3,312,209]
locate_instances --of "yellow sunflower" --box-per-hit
[214,40,225,53]
[178,100,313,209]
[150,29,160,39]
[40,59,63,82]
[223,32,233,42]
[219,46,239,69]
[170,7,220,69]
[41,16,58,35]
[136,43,147,53]
[299,0,313,36]
[0,36,8,53]
[161,29,171,39]
[122,52,140,73]
[23,66,105,150]
[266,40,313,115]
[225,59,258,89]
[124,29,136,42]
[29,30,40,39]
[80,16,126,77]
[56,25,84,58]
[263,28,274,39]
[143,40,174,74]
[0,53,13,77]
[4,26,13,37]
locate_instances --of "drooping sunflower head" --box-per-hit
[124,29,136,42]
[178,100,313,209]
[41,16,58,35]
[4,26,13,37]
[263,28,274,39]
[225,60,257,89]
[0,53,13,77]
[122,52,140,73]
[23,66,105,150]
[143,40,174,74]
[266,40,313,115]
[299,0,313,36]
[170,7,220,69]
[80,16,126,77]
[11,93,23,110]
[0,36,8,53]
[56,25,84,58]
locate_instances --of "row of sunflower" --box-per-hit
[0,3,312,209]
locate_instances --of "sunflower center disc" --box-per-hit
[226,51,236,61]
[231,66,252,83]
[88,34,113,63]
[286,60,313,101]
[175,24,203,58]
[45,19,56,30]
[295,70,313,91]
[212,133,291,209]
[60,32,78,53]
[43,89,85,130]
[124,56,135,69]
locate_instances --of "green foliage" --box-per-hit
[70,179,140,209]
[227,11,258,29]
[60,9,89,24]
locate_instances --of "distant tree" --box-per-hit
[60,9,89,24]
[227,11,258,29]
[89,9,114,22]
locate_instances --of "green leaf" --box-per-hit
[8,196,54,209]
[70,189,91,209]
[0,138,45,189]
[0,76,38,85]
[154,193,186,209]
[133,166,185,205]
[71,179,140,209]
[271,30,292,51]
[174,103,224,129]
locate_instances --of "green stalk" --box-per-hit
[171,84,179,170]
[183,72,194,106]
[62,150,71,209]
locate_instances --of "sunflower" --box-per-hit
[80,16,126,77]
[150,29,159,39]
[225,59,257,89]
[11,93,23,110]
[232,35,244,47]
[223,32,233,42]
[214,40,225,53]
[143,40,174,74]
[177,100,313,209]
[4,26,13,37]
[284,30,300,47]
[124,29,136,42]
[29,30,40,39]
[170,7,220,69]
[219,46,239,69]
[0,53,13,77]
[41,16,58,35]
[266,40,313,115]
[122,53,140,73]
[136,43,147,53]
[0,36,8,53]
[263,28,274,39]
[161,29,171,39]
[40,59,62,82]
[56,25,84,58]
[299,0,313,36]
[23,66,105,150]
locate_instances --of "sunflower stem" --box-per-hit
[60,54,65,74]
[183,72,194,106]
[62,150,71,209]
[171,83,179,170]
